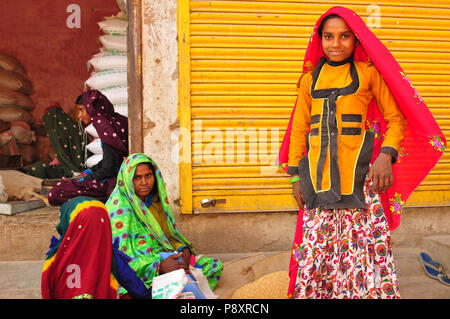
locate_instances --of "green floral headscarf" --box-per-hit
[106,153,190,288]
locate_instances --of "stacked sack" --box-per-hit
[84,4,128,168]
[0,53,37,165]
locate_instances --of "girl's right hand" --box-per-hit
[292,180,304,208]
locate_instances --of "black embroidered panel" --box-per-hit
[341,127,362,136]
[341,114,362,123]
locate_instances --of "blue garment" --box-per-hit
[182,274,206,299]
[144,195,153,207]
[77,169,93,182]
[112,238,152,299]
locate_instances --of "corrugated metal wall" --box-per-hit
[179,0,450,214]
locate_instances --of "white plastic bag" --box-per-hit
[98,18,128,36]
[85,123,99,138]
[85,70,127,90]
[100,85,127,105]
[114,104,128,117]
[87,50,127,71]
[99,35,127,52]
[86,138,103,155]
[152,269,189,299]
[85,154,102,168]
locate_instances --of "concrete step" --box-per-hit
[1,247,449,299]
[393,246,450,299]
[0,260,43,299]
[422,235,450,274]
[0,205,59,261]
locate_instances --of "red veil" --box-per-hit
[278,6,446,297]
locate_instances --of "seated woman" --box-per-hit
[106,153,223,298]
[48,90,128,206]
[22,96,86,179]
[41,196,151,299]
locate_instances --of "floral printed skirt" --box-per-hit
[293,185,400,299]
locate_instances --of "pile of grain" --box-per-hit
[230,271,289,299]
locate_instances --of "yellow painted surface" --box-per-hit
[179,0,450,213]
[177,0,193,214]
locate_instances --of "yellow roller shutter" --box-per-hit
[178,0,450,214]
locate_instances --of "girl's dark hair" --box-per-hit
[318,14,341,38]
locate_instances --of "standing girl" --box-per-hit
[278,6,445,298]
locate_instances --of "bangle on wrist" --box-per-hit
[289,176,300,183]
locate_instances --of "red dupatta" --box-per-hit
[279,6,446,298]
[41,197,118,299]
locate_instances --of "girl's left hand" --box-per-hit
[368,153,393,193]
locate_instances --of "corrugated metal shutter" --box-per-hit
[178,0,450,214]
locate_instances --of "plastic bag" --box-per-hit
[98,18,128,36]
[114,104,128,117]
[86,138,103,155]
[85,70,127,90]
[99,85,127,105]
[87,50,127,71]
[99,35,127,52]
[85,154,102,168]
[85,123,99,138]
[152,269,189,299]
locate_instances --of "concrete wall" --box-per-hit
[0,0,120,123]
[141,0,180,200]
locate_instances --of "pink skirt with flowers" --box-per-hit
[292,184,400,299]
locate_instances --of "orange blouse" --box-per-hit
[287,58,406,209]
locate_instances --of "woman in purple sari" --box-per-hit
[48,90,128,206]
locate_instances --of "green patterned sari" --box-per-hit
[106,153,222,296]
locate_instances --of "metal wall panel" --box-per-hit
[179,0,450,213]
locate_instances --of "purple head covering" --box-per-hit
[82,90,129,164]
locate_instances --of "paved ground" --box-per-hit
[0,246,448,299]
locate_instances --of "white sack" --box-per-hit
[85,123,99,138]
[85,70,127,90]
[98,18,128,36]
[87,50,127,71]
[99,35,127,52]
[85,154,102,168]
[86,138,103,155]
[99,85,127,105]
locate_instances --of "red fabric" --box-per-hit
[41,205,117,299]
[280,6,446,298]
